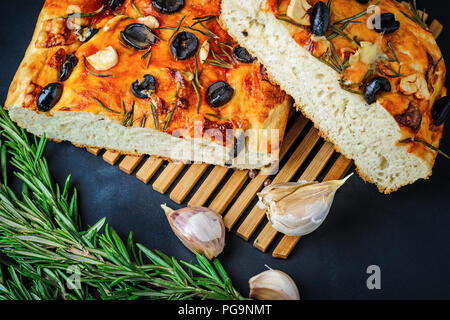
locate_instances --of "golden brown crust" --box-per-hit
[6,0,290,156]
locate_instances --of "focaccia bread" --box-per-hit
[5,0,291,169]
[221,0,447,191]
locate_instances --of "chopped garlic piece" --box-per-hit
[138,15,160,29]
[87,46,119,71]
[199,40,210,64]
[349,41,387,65]
[400,73,430,100]
[287,0,311,26]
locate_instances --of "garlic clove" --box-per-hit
[258,174,353,237]
[86,46,119,71]
[249,269,300,300]
[161,205,225,260]
[138,15,160,29]
[199,40,210,64]
[286,0,312,26]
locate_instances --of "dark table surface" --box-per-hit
[1,0,449,300]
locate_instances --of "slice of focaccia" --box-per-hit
[221,0,447,192]
[5,0,291,170]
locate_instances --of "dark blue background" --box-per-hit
[1,0,449,299]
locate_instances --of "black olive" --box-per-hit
[152,0,184,14]
[37,83,63,112]
[170,31,198,60]
[363,77,391,104]
[432,96,450,126]
[232,46,256,63]
[120,24,157,50]
[206,81,234,108]
[109,0,125,10]
[59,53,78,82]
[356,0,369,3]
[131,75,157,99]
[371,13,400,34]
[310,2,330,36]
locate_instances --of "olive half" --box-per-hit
[131,75,157,99]
[206,81,234,108]
[152,0,185,14]
[432,96,450,126]
[170,31,198,60]
[109,0,125,10]
[310,1,330,36]
[37,83,63,112]
[75,26,99,43]
[363,77,391,104]
[121,23,157,50]
[59,53,78,82]
[232,46,256,63]
[371,13,400,34]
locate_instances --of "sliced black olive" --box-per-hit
[152,0,184,14]
[131,75,157,99]
[371,13,400,34]
[37,83,63,112]
[75,26,99,43]
[170,31,198,60]
[59,53,78,82]
[310,2,330,36]
[364,77,391,104]
[109,0,125,10]
[120,23,157,50]
[232,46,256,63]
[206,81,234,108]
[432,96,450,126]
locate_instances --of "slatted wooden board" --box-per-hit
[82,17,443,259]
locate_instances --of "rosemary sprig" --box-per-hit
[121,101,135,127]
[189,54,202,114]
[378,40,402,78]
[140,114,147,128]
[205,113,230,121]
[0,108,245,300]
[333,0,383,25]
[191,15,218,28]
[62,5,104,19]
[275,14,303,28]
[130,0,144,17]
[150,101,159,130]
[400,137,450,160]
[163,110,175,131]
[169,16,186,42]
[401,0,431,32]
[205,49,233,69]
[83,57,114,78]
[141,48,152,68]
[90,96,121,114]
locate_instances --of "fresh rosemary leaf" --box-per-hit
[83,57,114,78]
[163,110,175,130]
[169,16,186,42]
[62,5,104,19]
[150,101,159,130]
[400,0,431,32]
[400,138,450,160]
[90,96,121,114]
[205,113,230,121]
[130,0,144,17]
[140,114,147,128]
[276,15,303,28]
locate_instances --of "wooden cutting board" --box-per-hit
[83,16,443,259]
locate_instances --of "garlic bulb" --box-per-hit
[257,174,353,237]
[161,205,225,259]
[249,269,300,300]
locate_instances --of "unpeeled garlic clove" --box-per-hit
[161,205,225,260]
[257,174,353,237]
[249,269,300,300]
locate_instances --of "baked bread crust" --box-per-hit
[221,0,447,191]
[6,0,291,169]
